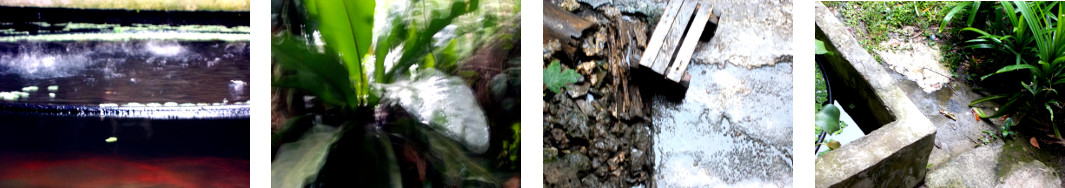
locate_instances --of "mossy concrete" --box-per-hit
[814,2,937,188]
[923,137,1064,187]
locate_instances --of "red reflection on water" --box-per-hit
[0,153,249,188]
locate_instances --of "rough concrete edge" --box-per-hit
[814,2,937,187]
[0,0,250,12]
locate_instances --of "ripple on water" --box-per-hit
[0,40,249,106]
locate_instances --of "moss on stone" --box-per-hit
[995,135,1063,180]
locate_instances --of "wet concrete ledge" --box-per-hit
[814,2,937,188]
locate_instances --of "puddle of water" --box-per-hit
[0,40,249,105]
[652,63,792,187]
[816,101,865,155]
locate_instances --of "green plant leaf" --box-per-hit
[816,104,841,134]
[981,64,1038,80]
[543,60,579,93]
[826,140,841,150]
[815,39,830,55]
[970,94,1007,107]
[272,35,364,107]
[940,1,973,31]
[966,2,981,27]
[308,0,374,103]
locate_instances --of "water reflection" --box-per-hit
[0,40,250,105]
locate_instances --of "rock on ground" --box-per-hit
[998,161,1062,188]
[925,142,1002,188]
[876,31,950,93]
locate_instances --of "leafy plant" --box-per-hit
[816,104,842,134]
[372,0,482,83]
[940,1,982,32]
[815,104,842,154]
[964,2,1065,138]
[543,60,579,93]
[293,0,377,106]
[271,0,519,186]
[815,39,832,55]
[498,122,520,169]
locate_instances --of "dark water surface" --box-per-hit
[0,40,249,105]
[0,39,250,186]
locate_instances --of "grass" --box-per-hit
[823,1,964,73]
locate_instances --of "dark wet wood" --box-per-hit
[543,0,594,56]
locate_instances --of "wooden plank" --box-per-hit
[638,1,684,69]
[666,4,714,82]
[651,1,699,74]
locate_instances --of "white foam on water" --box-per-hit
[144,41,185,57]
[1,52,91,79]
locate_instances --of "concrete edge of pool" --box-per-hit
[813,2,937,188]
[0,102,250,119]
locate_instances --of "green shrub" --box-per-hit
[960,2,1065,138]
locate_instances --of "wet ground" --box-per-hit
[0,40,249,105]
[543,0,793,186]
[543,0,793,187]
[651,63,792,187]
[647,0,793,187]
[690,0,792,69]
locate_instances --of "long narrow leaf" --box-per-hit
[941,2,973,31]
[967,2,982,27]
[981,64,1039,80]
[310,0,374,105]
[970,94,1008,107]
[272,36,361,107]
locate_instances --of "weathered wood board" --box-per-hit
[666,6,715,82]
[638,1,717,86]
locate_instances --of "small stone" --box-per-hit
[567,83,590,98]
[582,29,607,57]
[544,39,562,61]
[600,6,620,18]
[563,153,592,172]
[552,128,569,146]
[576,61,596,75]
[544,147,559,163]
[560,0,580,12]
